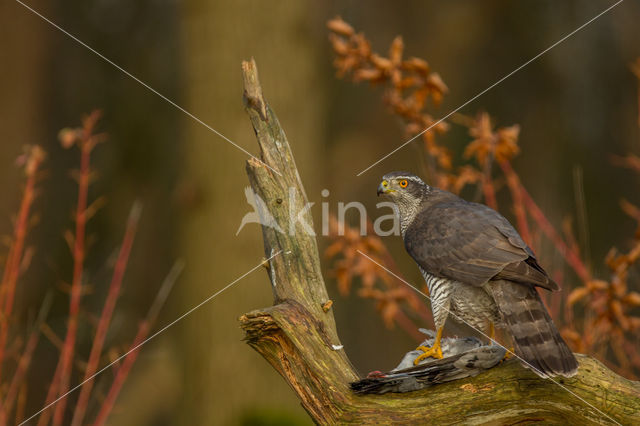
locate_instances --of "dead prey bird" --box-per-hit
[351,329,505,394]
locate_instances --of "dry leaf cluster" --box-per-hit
[324,217,432,341]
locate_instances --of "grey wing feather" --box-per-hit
[404,198,557,291]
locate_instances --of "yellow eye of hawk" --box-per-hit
[399,179,408,188]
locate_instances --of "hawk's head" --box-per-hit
[377,172,429,233]
[377,172,429,211]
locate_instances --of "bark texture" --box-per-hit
[240,59,640,425]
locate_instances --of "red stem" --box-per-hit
[522,190,590,282]
[482,176,498,211]
[0,148,43,381]
[70,203,141,426]
[37,364,61,426]
[92,321,149,426]
[500,162,590,282]
[481,152,498,210]
[50,140,91,426]
[92,261,182,426]
[39,119,96,426]
[1,293,51,423]
[499,161,531,246]
[2,318,42,420]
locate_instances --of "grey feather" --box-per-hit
[404,191,556,290]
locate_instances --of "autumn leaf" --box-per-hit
[567,286,590,306]
[327,17,354,37]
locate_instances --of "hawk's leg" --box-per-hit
[413,276,450,365]
[488,322,514,360]
[413,326,444,364]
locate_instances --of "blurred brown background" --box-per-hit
[0,0,638,424]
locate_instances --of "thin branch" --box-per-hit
[70,202,142,426]
[499,160,532,246]
[0,293,52,422]
[51,119,95,426]
[92,261,182,426]
[40,111,101,426]
[0,146,45,380]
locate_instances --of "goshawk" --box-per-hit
[377,171,578,378]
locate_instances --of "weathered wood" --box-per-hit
[239,58,640,425]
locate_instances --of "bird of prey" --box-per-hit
[377,171,578,378]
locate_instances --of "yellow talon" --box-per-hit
[488,323,514,362]
[414,327,444,365]
[503,346,515,360]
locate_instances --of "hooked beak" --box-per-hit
[377,180,390,196]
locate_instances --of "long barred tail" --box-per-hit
[491,280,578,378]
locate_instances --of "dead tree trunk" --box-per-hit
[238,59,640,425]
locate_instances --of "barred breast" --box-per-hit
[419,267,501,333]
[450,283,501,332]
[419,267,453,327]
